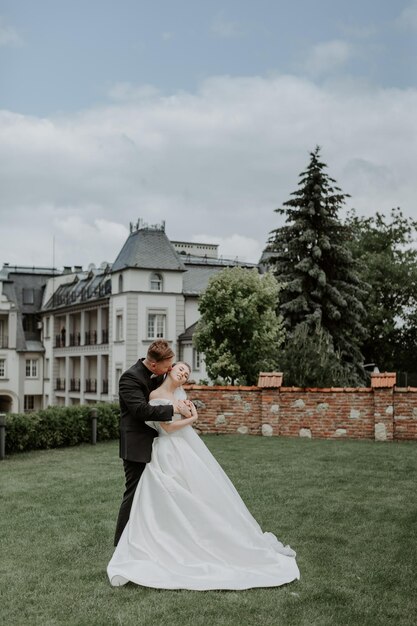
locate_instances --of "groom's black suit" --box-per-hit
[114,358,173,546]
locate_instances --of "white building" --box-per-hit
[0,265,60,413]
[0,221,256,412]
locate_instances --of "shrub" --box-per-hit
[4,403,120,455]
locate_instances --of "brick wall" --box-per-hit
[185,374,417,442]
[393,388,417,440]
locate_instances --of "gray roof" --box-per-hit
[178,321,198,342]
[43,269,111,310]
[182,266,225,295]
[24,340,45,353]
[0,265,59,278]
[182,258,258,295]
[2,272,51,312]
[2,282,26,351]
[112,228,186,272]
[1,269,57,351]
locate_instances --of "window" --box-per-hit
[0,320,6,348]
[115,366,123,389]
[147,313,166,339]
[23,314,37,333]
[24,395,34,411]
[22,288,35,304]
[118,274,123,293]
[116,313,124,341]
[0,358,5,377]
[150,273,163,291]
[25,359,38,378]
[193,348,201,371]
[44,317,50,337]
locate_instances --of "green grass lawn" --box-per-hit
[1,436,416,626]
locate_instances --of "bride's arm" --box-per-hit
[160,403,198,433]
[150,387,193,419]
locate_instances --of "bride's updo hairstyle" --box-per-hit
[147,340,175,362]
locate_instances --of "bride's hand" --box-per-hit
[173,399,192,418]
[188,401,198,422]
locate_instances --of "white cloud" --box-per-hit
[0,17,23,47]
[1,74,416,269]
[304,40,354,76]
[211,12,243,38]
[339,24,376,39]
[395,1,417,31]
[108,82,161,102]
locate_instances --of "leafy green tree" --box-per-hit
[194,267,285,385]
[345,208,417,375]
[265,146,368,385]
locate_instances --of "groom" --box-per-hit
[114,339,192,546]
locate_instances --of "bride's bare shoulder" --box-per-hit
[150,388,174,401]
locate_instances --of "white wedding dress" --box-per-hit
[107,390,300,590]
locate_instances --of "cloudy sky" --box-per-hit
[1,0,416,268]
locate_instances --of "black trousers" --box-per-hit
[114,459,146,546]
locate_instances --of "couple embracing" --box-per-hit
[108,340,300,590]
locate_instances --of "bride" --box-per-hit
[107,362,300,590]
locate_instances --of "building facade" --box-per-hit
[0,265,59,413]
[0,221,256,412]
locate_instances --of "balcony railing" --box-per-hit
[102,329,109,344]
[70,378,81,392]
[55,378,66,391]
[85,331,97,345]
[55,335,66,348]
[0,335,8,348]
[69,332,81,346]
[85,378,97,393]
[102,379,109,394]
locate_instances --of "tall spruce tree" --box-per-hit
[266,146,368,385]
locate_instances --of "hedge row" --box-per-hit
[4,403,120,455]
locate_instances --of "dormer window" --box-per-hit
[150,272,162,291]
[23,288,35,304]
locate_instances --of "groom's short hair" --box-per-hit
[147,340,175,362]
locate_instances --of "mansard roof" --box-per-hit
[182,255,257,296]
[182,265,225,295]
[43,269,111,310]
[0,266,58,351]
[112,226,186,273]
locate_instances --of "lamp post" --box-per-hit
[0,413,6,460]
[90,408,98,445]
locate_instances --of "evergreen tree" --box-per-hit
[278,322,351,387]
[265,146,368,385]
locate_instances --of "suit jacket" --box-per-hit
[118,359,174,462]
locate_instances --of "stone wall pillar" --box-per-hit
[371,373,396,441]
[258,372,282,436]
